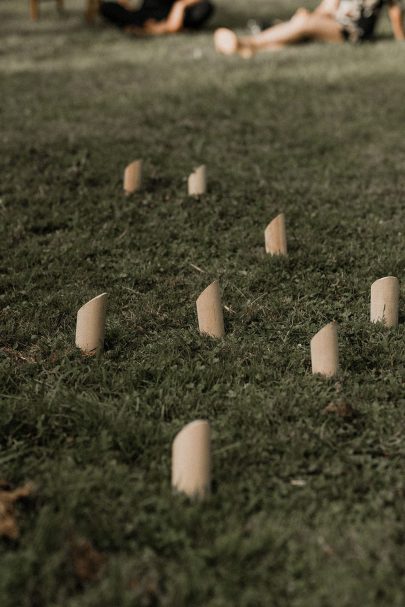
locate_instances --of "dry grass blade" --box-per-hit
[1,347,37,364]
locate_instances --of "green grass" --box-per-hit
[1,1,405,605]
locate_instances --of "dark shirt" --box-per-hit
[336,0,403,40]
[132,0,176,24]
[100,0,214,29]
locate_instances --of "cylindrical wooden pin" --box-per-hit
[30,0,39,20]
[311,322,339,377]
[196,281,225,338]
[265,213,287,256]
[188,165,207,196]
[75,293,107,354]
[370,276,399,328]
[124,160,142,194]
[172,420,211,499]
[85,0,99,22]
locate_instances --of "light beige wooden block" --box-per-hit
[188,165,207,196]
[265,213,287,256]
[370,276,399,328]
[29,0,64,20]
[75,293,107,354]
[196,281,225,338]
[124,160,142,194]
[172,420,211,499]
[311,322,339,377]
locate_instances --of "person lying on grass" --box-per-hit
[214,0,405,57]
[100,0,214,34]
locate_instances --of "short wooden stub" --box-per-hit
[124,160,142,194]
[311,322,339,377]
[172,420,211,499]
[370,276,399,328]
[265,213,287,256]
[30,0,39,20]
[75,293,107,355]
[85,0,99,22]
[196,281,225,338]
[188,165,207,196]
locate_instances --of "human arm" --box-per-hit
[314,0,340,17]
[143,0,199,34]
[388,2,405,40]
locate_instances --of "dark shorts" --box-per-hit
[339,15,378,43]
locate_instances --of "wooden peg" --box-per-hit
[123,160,142,194]
[85,0,99,22]
[370,276,399,328]
[311,322,339,377]
[196,281,225,338]
[188,165,207,196]
[75,293,107,354]
[172,420,211,499]
[30,0,39,20]
[265,213,287,256]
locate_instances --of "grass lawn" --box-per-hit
[1,1,404,605]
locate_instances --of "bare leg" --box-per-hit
[246,12,343,48]
[215,12,343,55]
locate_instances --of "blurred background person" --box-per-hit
[100,0,214,34]
[215,0,405,56]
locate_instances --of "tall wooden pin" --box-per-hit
[123,160,142,195]
[85,0,99,23]
[75,293,107,355]
[265,213,287,256]
[311,322,339,377]
[188,165,207,196]
[370,277,399,328]
[172,420,211,499]
[30,0,39,20]
[196,281,225,338]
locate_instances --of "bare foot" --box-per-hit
[214,28,239,55]
[214,28,254,58]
